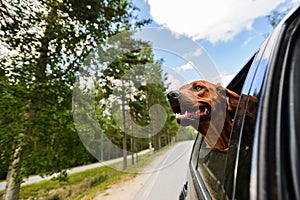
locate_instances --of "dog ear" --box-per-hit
[225,88,240,111]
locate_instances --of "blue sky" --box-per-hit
[132,0,298,87]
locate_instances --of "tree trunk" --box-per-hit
[2,140,23,200]
[121,80,127,170]
[158,136,162,150]
[3,101,37,200]
[122,131,127,170]
[130,118,134,165]
[130,134,134,165]
[3,6,52,198]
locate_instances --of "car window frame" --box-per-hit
[230,22,288,199]
[223,37,271,200]
[189,134,212,200]
[192,51,260,200]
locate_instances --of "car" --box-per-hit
[179,3,300,200]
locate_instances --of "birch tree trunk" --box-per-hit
[2,103,36,200]
[2,142,23,200]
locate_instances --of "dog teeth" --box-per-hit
[175,108,210,120]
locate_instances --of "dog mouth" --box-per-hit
[171,103,211,125]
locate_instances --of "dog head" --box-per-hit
[167,80,240,149]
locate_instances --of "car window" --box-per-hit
[195,49,265,199]
[195,24,283,200]
[195,59,259,199]
[197,145,228,199]
[231,25,283,199]
[191,134,202,168]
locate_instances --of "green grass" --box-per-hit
[19,166,130,200]
[1,142,178,199]
[0,164,131,200]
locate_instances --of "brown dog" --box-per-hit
[167,80,240,150]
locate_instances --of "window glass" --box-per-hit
[191,134,202,168]
[233,26,283,199]
[195,50,264,199]
[197,145,228,199]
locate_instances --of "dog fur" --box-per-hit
[167,80,240,150]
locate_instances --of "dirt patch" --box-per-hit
[94,172,151,200]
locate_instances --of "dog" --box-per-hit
[167,80,240,150]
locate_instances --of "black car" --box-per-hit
[179,4,300,200]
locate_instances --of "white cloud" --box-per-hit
[171,30,181,39]
[221,74,235,87]
[166,74,185,91]
[175,61,195,72]
[183,48,203,58]
[147,0,286,42]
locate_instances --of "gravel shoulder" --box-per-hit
[94,172,152,200]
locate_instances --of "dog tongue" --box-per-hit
[177,108,209,120]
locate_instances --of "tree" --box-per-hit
[97,31,151,169]
[0,0,144,199]
[90,31,178,169]
[135,61,179,151]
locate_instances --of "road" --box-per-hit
[134,141,193,200]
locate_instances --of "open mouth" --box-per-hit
[175,105,211,122]
[176,106,210,121]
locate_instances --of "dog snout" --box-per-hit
[167,90,181,101]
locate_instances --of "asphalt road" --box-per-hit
[134,141,193,200]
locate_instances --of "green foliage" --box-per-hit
[93,31,179,153]
[176,127,197,141]
[0,2,177,197]
[0,0,145,186]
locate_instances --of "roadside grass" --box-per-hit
[0,142,178,199]
[18,166,130,200]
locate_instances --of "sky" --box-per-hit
[132,0,299,87]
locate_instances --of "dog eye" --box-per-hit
[194,85,203,91]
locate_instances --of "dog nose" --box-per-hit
[167,90,181,100]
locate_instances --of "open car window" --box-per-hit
[196,24,282,199]
[195,53,258,199]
